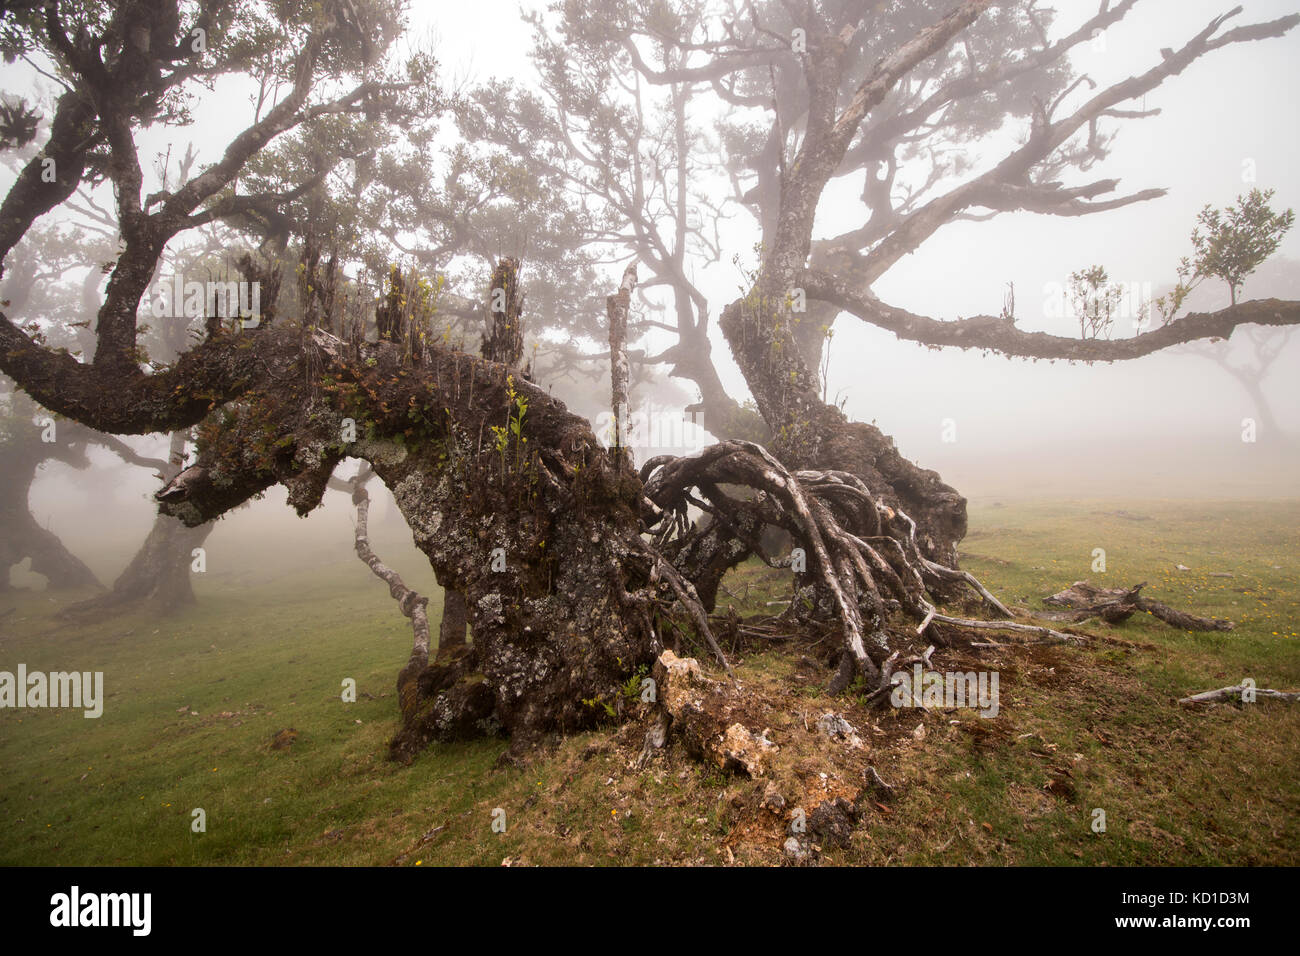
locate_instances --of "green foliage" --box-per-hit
[1189,188,1295,305]
[580,695,616,719]
[1089,189,1294,331]
[620,663,650,703]
[488,374,529,477]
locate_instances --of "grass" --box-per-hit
[857,497,1300,865]
[1,497,1297,865]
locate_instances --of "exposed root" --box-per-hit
[917,607,1088,646]
[632,536,732,675]
[639,439,1032,692]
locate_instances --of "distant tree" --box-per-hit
[0,386,101,591]
[1172,255,1300,442]
[0,382,173,592]
[0,223,146,592]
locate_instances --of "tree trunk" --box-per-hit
[0,427,101,590]
[1235,373,1285,442]
[155,326,663,760]
[62,430,213,616]
[719,295,967,565]
[62,513,213,616]
[436,582,469,657]
[0,506,101,591]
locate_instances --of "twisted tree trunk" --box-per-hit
[719,293,968,568]
[153,321,662,759]
[62,511,212,615]
[0,501,101,591]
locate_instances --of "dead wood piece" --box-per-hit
[1136,596,1233,632]
[653,650,776,777]
[865,765,895,795]
[606,262,636,458]
[1045,580,1233,631]
[1178,684,1300,705]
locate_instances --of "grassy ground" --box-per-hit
[860,497,1300,865]
[1,498,1297,865]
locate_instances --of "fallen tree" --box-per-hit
[127,258,1099,757]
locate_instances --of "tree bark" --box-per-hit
[437,585,469,657]
[143,321,661,760]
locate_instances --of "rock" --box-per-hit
[658,649,710,710]
[782,835,811,864]
[761,781,787,813]
[816,711,864,748]
[808,797,859,849]
[720,722,777,778]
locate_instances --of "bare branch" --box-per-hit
[803,269,1300,362]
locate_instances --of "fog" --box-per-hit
[4,0,1299,591]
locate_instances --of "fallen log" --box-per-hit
[1178,684,1300,705]
[1043,580,1233,631]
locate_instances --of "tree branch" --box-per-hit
[804,270,1300,362]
